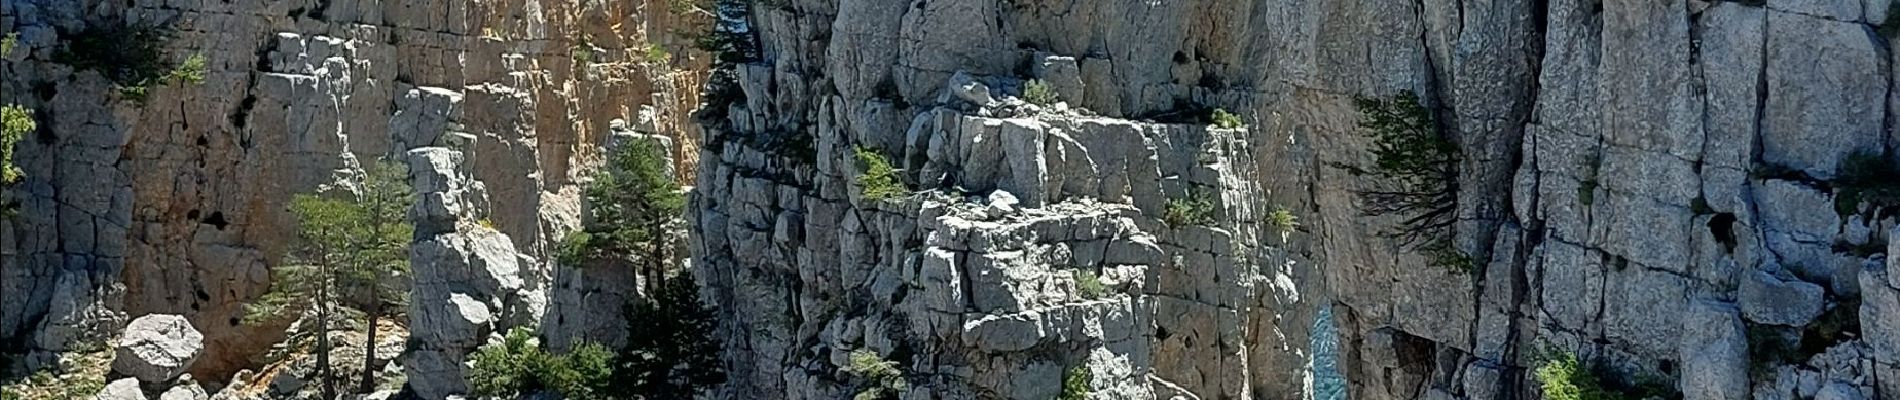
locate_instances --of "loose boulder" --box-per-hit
[111,314,205,383]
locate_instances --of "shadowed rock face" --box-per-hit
[5,0,1900,399]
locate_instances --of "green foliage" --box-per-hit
[1023,79,1059,106]
[1072,269,1106,300]
[1163,194,1216,227]
[1422,240,1475,273]
[1535,352,1678,400]
[853,146,907,202]
[1347,92,1467,271]
[1833,150,1900,216]
[846,349,908,400]
[1268,206,1300,234]
[53,23,203,103]
[469,328,616,398]
[610,273,728,400]
[564,138,685,265]
[644,43,672,64]
[1059,364,1091,400]
[169,53,208,84]
[0,32,18,58]
[0,370,104,400]
[2,105,31,191]
[1211,108,1244,129]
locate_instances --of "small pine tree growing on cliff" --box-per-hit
[246,160,414,398]
[609,273,727,399]
[1342,92,1469,272]
[561,138,685,292]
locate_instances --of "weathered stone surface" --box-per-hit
[1680,301,1748,400]
[1761,12,1886,178]
[1742,270,1827,327]
[112,314,205,383]
[97,378,148,400]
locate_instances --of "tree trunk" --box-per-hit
[317,284,335,400]
[360,280,380,393]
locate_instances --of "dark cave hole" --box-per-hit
[1708,212,1737,253]
[201,211,229,230]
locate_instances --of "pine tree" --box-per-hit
[246,160,413,398]
[610,273,726,399]
[560,137,685,293]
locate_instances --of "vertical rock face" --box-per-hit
[1,0,707,384]
[693,0,1899,399]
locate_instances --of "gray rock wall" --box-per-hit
[693,0,1900,399]
[0,0,708,384]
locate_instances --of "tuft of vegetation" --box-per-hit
[1833,150,1900,217]
[2,106,31,211]
[1344,92,1468,272]
[688,0,761,126]
[0,32,18,58]
[1163,194,1217,227]
[0,343,110,400]
[853,146,908,202]
[644,43,672,65]
[1023,79,1059,106]
[845,349,908,400]
[1535,352,1679,400]
[1058,364,1091,400]
[469,328,616,399]
[610,273,728,399]
[1211,108,1244,129]
[1073,269,1106,300]
[1268,206,1300,234]
[53,23,204,103]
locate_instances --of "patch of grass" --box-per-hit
[1058,364,1091,400]
[853,146,907,202]
[1211,108,1244,129]
[1268,206,1300,234]
[1163,194,1216,227]
[845,349,907,400]
[1023,79,1059,106]
[1073,269,1105,300]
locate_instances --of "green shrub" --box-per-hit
[1023,79,1059,106]
[469,328,616,399]
[1211,108,1244,129]
[2,105,31,186]
[1537,351,1681,400]
[53,23,203,103]
[1059,364,1091,400]
[168,53,208,84]
[0,32,18,58]
[853,146,907,202]
[1268,206,1300,234]
[644,43,671,64]
[1073,269,1106,300]
[846,349,908,400]
[1164,195,1216,227]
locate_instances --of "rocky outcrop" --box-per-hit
[2,0,709,387]
[111,314,204,383]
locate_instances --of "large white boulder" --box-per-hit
[111,314,204,383]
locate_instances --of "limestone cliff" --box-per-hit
[690,0,1899,399]
[3,0,1900,399]
[0,0,709,386]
